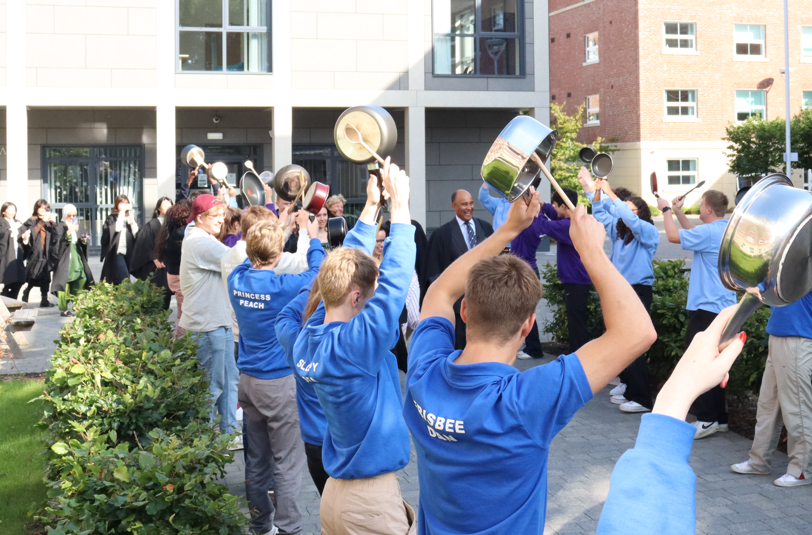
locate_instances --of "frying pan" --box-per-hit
[239,173,266,207]
[273,165,310,204]
[327,217,348,248]
[579,147,597,165]
[591,153,613,178]
[303,182,330,214]
[650,172,660,198]
[180,144,229,183]
[334,106,398,165]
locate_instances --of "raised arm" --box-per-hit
[478,185,500,217]
[568,206,658,393]
[342,176,383,254]
[421,190,542,324]
[590,197,615,235]
[671,195,695,230]
[656,197,682,244]
[276,286,311,366]
[614,199,659,247]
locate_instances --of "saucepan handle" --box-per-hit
[720,292,763,350]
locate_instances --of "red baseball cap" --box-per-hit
[187,194,223,224]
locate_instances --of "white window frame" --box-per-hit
[735,90,766,122]
[584,32,599,65]
[586,95,600,125]
[665,159,698,190]
[663,22,697,54]
[802,26,812,63]
[664,89,699,121]
[734,24,766,61]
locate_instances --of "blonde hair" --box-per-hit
[317,247,379,309]
[464,255,543,344]
[245,221,285,268]
[325,195,347,210]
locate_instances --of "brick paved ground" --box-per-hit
[225,352,812,534]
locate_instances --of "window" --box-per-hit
[585,32,598,63]
[664,22,695,50]
[803,27,812,61]
[586,95,600,124]
[666,159,697,186]
[177,0,271,73]
[665,90,697,118]
[804,91,812,109]
[433,0,523,76]
[734,24,765,57]
[736,90,766,121]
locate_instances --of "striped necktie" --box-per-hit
[466,220,476,249]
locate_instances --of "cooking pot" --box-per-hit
[591,153,613,178]
[303,182,330,214]
[334,106,398,165]
[579,147,597,165]
[481,116,558,202]
[717,174,812,345]
[273,165,310,203]
[180,144,206,168]
[327,217,347,248]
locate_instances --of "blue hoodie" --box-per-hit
[275,221,377,447]
[293,223,417,479]
[227,239,324,379]
[597,414,696,534]
[593,197,659,286]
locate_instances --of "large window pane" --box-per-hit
[179,31,223,71]
[229,0,267,27]
[226,32,268,72]
[481,0,518,33]
[47,163,91,205]
[434,35,475,74]
[179,0,223,28]
[803,27,812,60]
[479,37,520,75]
[433,0,476,34]
[804,91,812,109]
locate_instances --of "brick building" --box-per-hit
[549,0,812,205]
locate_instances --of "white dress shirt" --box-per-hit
[455,215,476,250]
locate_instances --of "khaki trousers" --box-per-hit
[749,335,812,478]
[320,472,416,535]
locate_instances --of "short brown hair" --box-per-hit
[464,256,543,343]
[703,190,728,217]
[218,206,242,241]
[317,247,379,309]
[241,206,277,237]
[245,220,285,268]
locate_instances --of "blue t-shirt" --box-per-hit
[767,290,812,339]
[679,220,736,313]
[404,317,593,535]
[227,239,324,379]
[294,223,417,479]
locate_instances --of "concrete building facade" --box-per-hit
[1,0,553,246]
[549,0,812,206]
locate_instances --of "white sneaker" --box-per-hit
[516,351,533,360]
[774,473,812,487]
[609,383,627,397]
[718,423,729,433]
[619,401,651,413]
[731,460,770,475]
[610,395,628,405]
[692,421,719,440]
[228,435,244,451]
[608,376,621,386]
[260,526,279,535]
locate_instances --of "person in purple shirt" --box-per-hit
[533,186,593,353]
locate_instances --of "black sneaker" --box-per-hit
[41,301,56,308]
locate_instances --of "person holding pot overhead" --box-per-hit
[130,196,173,309]
[100,195,139,285]
[591,179,660,414]
[21,199,57,306]
[0,202,29,300]
[50,204,94,317]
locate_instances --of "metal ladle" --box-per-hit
[244,160,260,179]
[344,123,387,166]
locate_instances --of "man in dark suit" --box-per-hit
[425,189,494,349]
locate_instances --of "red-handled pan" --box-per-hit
[650,172,660,199]
[302,182,330,214]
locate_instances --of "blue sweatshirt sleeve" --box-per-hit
[343,218,377,254]
[478,186,499,217]
[597,414,697,535]
[341,223,417,375]
[276,287,310,366]
[586,190,617,216]
[591,198,616,235]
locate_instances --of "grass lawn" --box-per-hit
[0,377,48,535]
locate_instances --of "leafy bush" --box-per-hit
[541,259,771,396]
[36,280,245,535]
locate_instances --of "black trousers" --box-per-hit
[304,442,329,496]
[24,277,50,304]
[620,284,654,409]
[563,282,592,353]
[453,297,466,350]
[687,309,728,424]
[2,282,23,300]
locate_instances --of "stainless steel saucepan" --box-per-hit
[718,174,812,346]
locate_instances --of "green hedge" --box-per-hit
[35,280,246,535]
[539,260,771,396]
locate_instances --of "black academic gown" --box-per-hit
[100,213,137,283]
[50,222,94,294]
[21,217,56,281]
[424,216,494,349]
[0,219,26,286]
[129,218,162,280]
